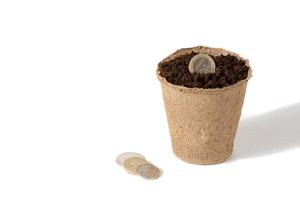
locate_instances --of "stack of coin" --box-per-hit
[116,152,161,180]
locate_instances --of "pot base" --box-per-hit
[172,147,233,165]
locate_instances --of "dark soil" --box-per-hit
[158,52,249,89]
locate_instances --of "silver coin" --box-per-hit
[188,53,216,74]
[116,152,145,166]
[137,164,160,179]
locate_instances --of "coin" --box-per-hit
[123,157,148,174]
[116,152,145,166]
[137,164,160,179]
[188,53,216,74]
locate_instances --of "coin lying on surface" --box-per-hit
[137,164,160,180]
[116,152,162,180]
[116,152,145,166]
[123,157,148,174]
[188,53,216,74]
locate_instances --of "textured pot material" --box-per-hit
[157,46,252,164]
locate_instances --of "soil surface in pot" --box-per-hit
[158,52,249,89]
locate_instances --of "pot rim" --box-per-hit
[156,46,252,94]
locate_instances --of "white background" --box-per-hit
[1,0,300,199]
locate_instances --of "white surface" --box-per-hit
[1,0,300,199]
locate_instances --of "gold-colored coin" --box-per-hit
[123,157,148,174]
[188,53,216,74]
[137,164,160,179]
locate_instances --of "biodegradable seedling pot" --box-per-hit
[157,46,252,164]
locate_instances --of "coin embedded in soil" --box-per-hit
[137,164,160,179]
[116,152,145,166]
[188,53,216,74]
[123,157,148,174]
